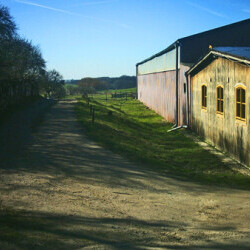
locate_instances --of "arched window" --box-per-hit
[217,86,224,114]
[201,85,207,109]
[236,87,246,121]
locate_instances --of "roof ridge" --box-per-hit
[179,18,250,42]
[136,18,250,67]
[187,49,250,76]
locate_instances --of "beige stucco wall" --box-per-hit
[191,57,250,166]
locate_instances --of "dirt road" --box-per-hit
[0,100,249,249]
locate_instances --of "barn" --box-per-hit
[136,19,250,126]
[186,47,250,166]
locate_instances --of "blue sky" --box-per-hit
[2,0,250,79]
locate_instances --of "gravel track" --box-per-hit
[0,100,249,249]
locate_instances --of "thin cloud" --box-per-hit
[14,0,80,15]
[186,1,228,18]
[13,0,130,29]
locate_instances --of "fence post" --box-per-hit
[92,107,95,124]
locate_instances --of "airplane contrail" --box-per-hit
[13,0,130,29]
[14,0,80,15]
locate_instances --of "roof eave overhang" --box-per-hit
[186,50,250,76]
[136,41,178,67]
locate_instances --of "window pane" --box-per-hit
[242,104,245,119]
[221,88,223,99]
[242,89,245,103]
[236,88,241,102]
[236,104,241,117]
[202,86,206,107]
[217,100,223,113]
[201,87,203,105]
[202,86,203,104]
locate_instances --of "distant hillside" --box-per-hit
[98,75,136,89]
[66,75,136,90]
[65,79,79,85]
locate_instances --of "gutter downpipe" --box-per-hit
[175,41,179,126]
[185,73,190,127]
[167,125,187,133]
[136,64,138,99]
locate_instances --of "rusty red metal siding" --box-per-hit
[138,70,177,123]
[137,65,190,125]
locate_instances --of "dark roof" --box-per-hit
[213,47,250,60]
[137,18,250,67]
[186,47,250,76]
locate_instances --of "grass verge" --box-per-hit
[75,90,250,189]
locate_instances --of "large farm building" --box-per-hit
[136,19,250,126]
[136,19,250,166]
[187,47,250,166]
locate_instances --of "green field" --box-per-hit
[76,89,250,189]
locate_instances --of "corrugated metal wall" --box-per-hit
[138,48,179,75]
[138,70,177,123]
[137,47,190,126]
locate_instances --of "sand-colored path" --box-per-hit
[0,100,249,249]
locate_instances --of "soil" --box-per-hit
[0,100,249,249]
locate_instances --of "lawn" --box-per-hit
[75,89,250,189]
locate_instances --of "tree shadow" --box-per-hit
[0,101,248,196]
[0,209,249,249]
[0,101,250,248]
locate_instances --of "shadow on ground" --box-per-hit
[0,101,242,195]
[0,209,249,249]
[0,101,249,249]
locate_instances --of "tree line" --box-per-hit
[98,75,136,90]
[0,5,65,113]
[65,75,136,96]
[65,78,107,96]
